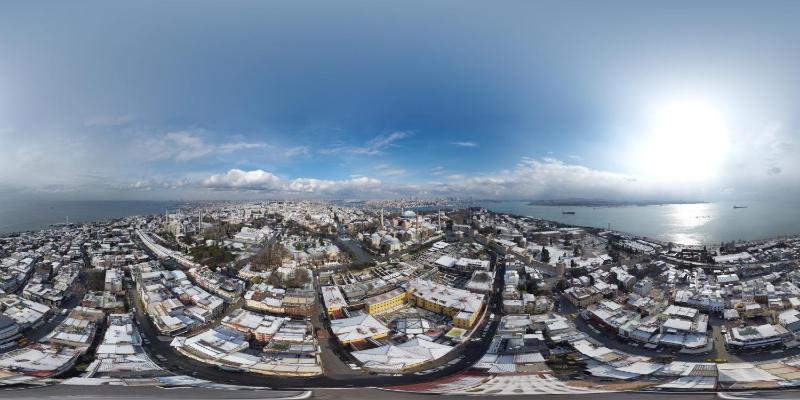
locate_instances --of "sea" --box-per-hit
[479,200,800,246]
[1,199,798,246]
[0,200,187,236]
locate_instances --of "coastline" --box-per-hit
[4,200,798,249]
[478,200,800,246]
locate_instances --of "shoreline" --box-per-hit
[478,200,800,246]
[4,201,799,249]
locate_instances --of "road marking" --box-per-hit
[717,392,761,400]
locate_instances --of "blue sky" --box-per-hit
[1,1,799,200]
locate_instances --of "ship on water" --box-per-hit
[733,205,748,209]
[562,211,576,215]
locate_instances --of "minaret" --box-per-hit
[380,208,384,227]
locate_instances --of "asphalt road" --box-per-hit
[3,386,800,400]
[0,385,308,399]
[313,389,800,400]
[126,247,506,389]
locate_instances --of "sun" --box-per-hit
[639,98,730,181]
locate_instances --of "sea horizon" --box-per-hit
[2,198,798,246]
[479,199,800,246]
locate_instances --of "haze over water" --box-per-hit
[0,200,184,235]
[480,200,800,246]
[3,199,798,246]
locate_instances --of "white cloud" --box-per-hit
[288,176,381,193]
[284,146,311,158]
[423,157,659,200]
[150,131,267,162]
[3,117,800,202]
[381,169,407,177]
[711,122,799,198]
[374,163,407,177]
[121,178,189,191]
[202,168,382,196]
[450,141,478,147]
[429,166,447,176]
[320,131,411,155]
[202,169,283,190]
[198,158,655,200]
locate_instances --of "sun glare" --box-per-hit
[639,99,730,181]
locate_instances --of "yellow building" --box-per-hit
[407,280,485,328]
[365,288,408,314]
[453,310,479,329]
[321,286,348,317]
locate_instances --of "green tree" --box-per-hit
[540,247,550,263]
[87,269,106,291]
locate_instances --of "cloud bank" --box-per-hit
[202,169,382,196]
[195,157,665,200]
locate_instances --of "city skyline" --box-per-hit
[4,2,800,397]
[2,1,799,201]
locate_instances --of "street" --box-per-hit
[123,243,505,389]
[4,385,800,400]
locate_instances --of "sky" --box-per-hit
[1,1,799,201]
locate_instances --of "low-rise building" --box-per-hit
[564,286,602,307]
[351,338,452,372]
[365,288,407,315]
[45,307,105,351]
[0,295,50,330]
[222,309,288,342]
[674,289,725,313]
[0,315,19,344]
[725,324,791,351]
[81,291,125,313]
[244,284,315,317]
[321,285,348,317]
[105,268,124,294]
[407,279,485,328]
[0,343,79,377]
[330,313,390,344]
[86,313,162,378]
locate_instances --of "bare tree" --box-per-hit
[252,243,290,271]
